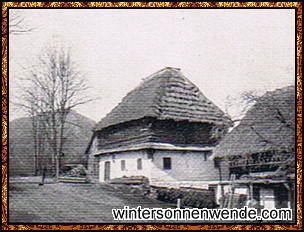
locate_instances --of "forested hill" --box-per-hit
[9,110,96,176]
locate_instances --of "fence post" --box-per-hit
[177,198,181,208]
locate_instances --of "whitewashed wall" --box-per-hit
[97,149,220,184]
[150,150,220,182]
[98,150,152,181]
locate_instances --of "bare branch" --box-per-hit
[9,10,38,35]
[15,45,93,178]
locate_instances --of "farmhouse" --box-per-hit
[211,86,295,209]
[86,67,232,187]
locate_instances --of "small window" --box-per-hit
[121,160,126,171]
[137,158,142,170]
[163,157,171,170]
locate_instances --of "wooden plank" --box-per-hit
[58,177,87,183]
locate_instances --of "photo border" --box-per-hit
[2,2,302,230]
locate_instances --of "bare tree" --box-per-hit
[223,95,244,124]
[9,10,40,175]
[9,10,37,35]
[18,46,91,178]
[11,83,47,176]
[222,94,253,131]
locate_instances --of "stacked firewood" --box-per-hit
[64,164,87,177]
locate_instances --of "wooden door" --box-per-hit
[104,161,111,181]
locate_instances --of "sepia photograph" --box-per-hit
[4,2,300,230]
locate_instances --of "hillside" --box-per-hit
[9,111,96,176]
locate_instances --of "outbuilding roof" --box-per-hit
[211,85,295,159]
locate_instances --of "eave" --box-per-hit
[93,142,214,156]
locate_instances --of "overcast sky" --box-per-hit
[9,9,295,123]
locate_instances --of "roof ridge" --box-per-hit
[141,67,181,83]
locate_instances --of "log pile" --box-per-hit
[58,164,88,183]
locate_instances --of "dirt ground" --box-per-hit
[8,177,295,224]
[8,177,175,223]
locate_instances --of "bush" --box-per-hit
[156,187,216,208]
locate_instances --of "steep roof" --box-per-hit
[95,67,232,131]
[212,85,295,158]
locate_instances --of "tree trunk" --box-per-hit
[55,153,60,179]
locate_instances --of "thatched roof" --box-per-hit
[212,85,295,159]
[95,67,232,131]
